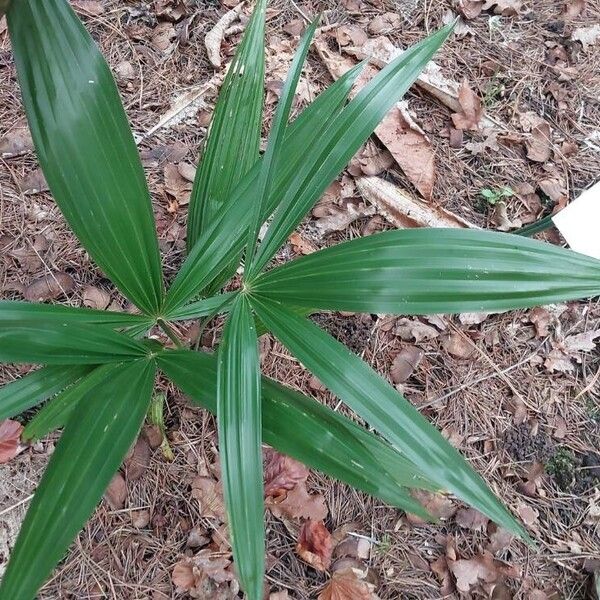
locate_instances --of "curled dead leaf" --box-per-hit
[82,285,111,310]
[205,3,243,67]
[124,436,151,481]
[455,507,489,531]
[318,570,373,600]
[407,490,456,524]
[0,420,24,464]
[296,519,333,571]
[264,448,310,498]
[390,345,424,384]
[0,126,33,158]
[267,482,328,522]
[104,472,127,509]
[172,549,234,595]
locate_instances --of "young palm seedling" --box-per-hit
[2,1,600,598]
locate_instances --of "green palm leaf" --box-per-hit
[7,0,163,315]
[187,0,266,249]
[0,359,155,600]
[250,296,528,539]
[217,296,264,599]
[0,321,149,364]
[0,365,91,421]
[22,364,123,441]
[253,229,600,313]
[0,300,153,328]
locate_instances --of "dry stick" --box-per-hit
[0,494,33,517]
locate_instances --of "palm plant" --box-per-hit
[2,0,600,598]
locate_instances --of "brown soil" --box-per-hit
[1,1,600,599]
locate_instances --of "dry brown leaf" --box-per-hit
[20,168,49,194]
[395,318,440,342]
[368,12,401,35]
[82,285,111,310]
[318,570,373,600]
[491,201,521,232]
[455,507,489,532]
[571,24,600,51]
[442,332,475,359]
[0,420,23,464]
[315,201,376,234]
[520,114,552,163]
[407,491,457,524]
[375,101,436,199]
[0,126,33,158]
[268,482,328,522]
[172,549,234,594]
[482,0,522,15]
[124,436,151,481]
[24,272,75,302]
[264,448,310,497]
[164,162,192,206]
[333,535,371,560]
[465,129,500,154]
[71,0,105,15]
[564,0,585,18]
[451,79,484,131]
[529,307,551,337]
[104,472,127,509]
[449,551,519,593]
[337,25,368,47]
[296,520,333,571]
[545,329,600,372]
[459,0,484,19]
[356,177,477,229]
[177,161,197,182]
[7,235,48,273]
[192,476,226,520]
[289,232,317,255]
[205,3,243,67]
[390,345,423,384]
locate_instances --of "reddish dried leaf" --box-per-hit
[0,420,23,464]
[268,482,328,521]
[296,519,334,571]
[264,448,310,497]
[124,436,151,481]
[318,570,372,600]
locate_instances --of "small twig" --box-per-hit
[0,494,33,517]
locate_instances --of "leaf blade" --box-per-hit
[0,321,149,364]
[187,0,266,249]
[0,359,155,600]
[0,365,91,421]
[7,0,163,315]
[217,296,264,599]
[253,229,600,314]
[250,297,528,539]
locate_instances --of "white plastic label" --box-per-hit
[553,182,600,260]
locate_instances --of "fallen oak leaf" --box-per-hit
[172,549,234,594]
[192,476,226,520]
[296,519,334,571]
[0,420,24,464]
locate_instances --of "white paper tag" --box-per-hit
[553,182,600,260]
